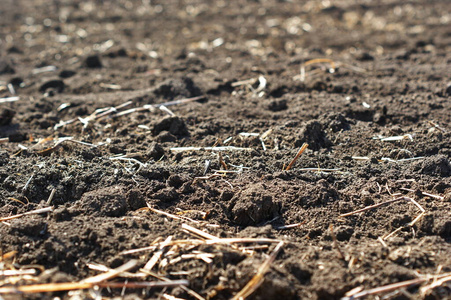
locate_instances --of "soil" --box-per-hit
[1,0,451,299]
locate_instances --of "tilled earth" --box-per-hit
[0,0,451,299]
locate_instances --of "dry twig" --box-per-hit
[0,207,53,222]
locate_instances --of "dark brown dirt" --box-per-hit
[1,0,450,299]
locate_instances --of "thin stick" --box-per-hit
[297,168,341,172]
[22,174,34,193]
[97,280,189,289]
[122,238,284,255]
[46,188,56,206]
[339,197,408,217]
[421,275,451,295]
[286,143,308,170]
[0,207,53,222]
[232,241,284,300]
[275,221,305,230]
[399,188,444,200]
[218,152,228,170]
[0,280,189,294]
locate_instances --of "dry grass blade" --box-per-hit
[286,143,308,170]
[232,241,284,300]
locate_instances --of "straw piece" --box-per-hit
[0,269,37,276]
[339,197,407,218]
[82,259,138,284]
[341,278,425,300]
[285,143,308,170]
[181,223,218,240]
[0,96,19,103]
[170,146,252,152]
[139,269,205,300]
[143,236,173,271]
[232,241,284,300]
[87,263,146,278]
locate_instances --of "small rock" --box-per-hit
[418,155,451,177]
[9,77,24,88]
[167,174,184,188]
[59,70,76,78]
[0,108,15,126]
[7,46,22,54]
[445,82,451,96]
[156,132,177,143]
[436,220,451,239]
[356,52,374,61]
[39,79,65,94]
[335,225,354,241]
[0,59,15,74]
[72,186,127,217]
[152,77,201,99]
[125,189,147,211]
[84,55,103,68]
[229,183,281,226]
[153,116,189,137]
[267,99,288,111]
[309,80,327,91]
[53,207,71,221]
[297,120,332,150]
[9,217,47,236]
[147,142,165,160]
[8,133,26,142]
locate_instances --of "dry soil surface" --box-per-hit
[0,0,451,299]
